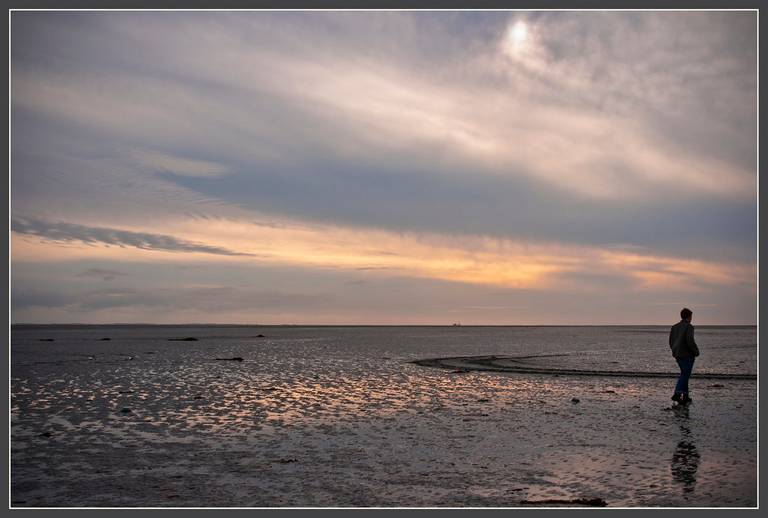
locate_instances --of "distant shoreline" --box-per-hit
[10,323,757,328]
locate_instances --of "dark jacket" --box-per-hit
[669,320,700,359]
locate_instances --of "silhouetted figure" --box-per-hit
[669,308,700,404]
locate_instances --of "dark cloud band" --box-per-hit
[11,217,253,257]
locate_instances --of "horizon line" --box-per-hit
[9,322,758,327]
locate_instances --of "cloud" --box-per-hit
[131,150,229,178]
[11,217,254,257]
[76,268,129,281]
[72,286,331,312]
[11,12,756,201]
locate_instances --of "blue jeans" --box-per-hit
[674,357,695,396]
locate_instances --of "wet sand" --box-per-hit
[10,326,757,507]
[414,354,758,380]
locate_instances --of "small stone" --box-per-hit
[256,334,266,338]
[99,338,111,341]
[120,408,132,414]
[478,398,490,403]
[571,398,580,403]
[39,431,52,438]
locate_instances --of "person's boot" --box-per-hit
[671,393,682,403]
[680,394,693,404]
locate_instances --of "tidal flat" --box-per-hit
[11,325,757,507]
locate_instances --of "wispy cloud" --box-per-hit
[11,18,754,201]
[11,217,254,257]
[76,268,129,281]
[131,150,229,178]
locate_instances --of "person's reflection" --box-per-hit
[671,404,700,495]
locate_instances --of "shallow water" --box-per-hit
[10,325,757,507]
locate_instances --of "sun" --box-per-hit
[511,22,528,44]
[506,21,529,52]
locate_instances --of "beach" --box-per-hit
[10,325,757,507]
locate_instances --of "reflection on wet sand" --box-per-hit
[671,405,700,496]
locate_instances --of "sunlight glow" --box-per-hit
[510,22,528,47]
[11,216,755,294]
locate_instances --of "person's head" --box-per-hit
[680,308,693,322]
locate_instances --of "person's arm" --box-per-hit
[686,325,700,357]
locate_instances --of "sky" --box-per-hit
[10,11,758,325]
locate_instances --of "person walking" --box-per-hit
[669,308,700,405]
